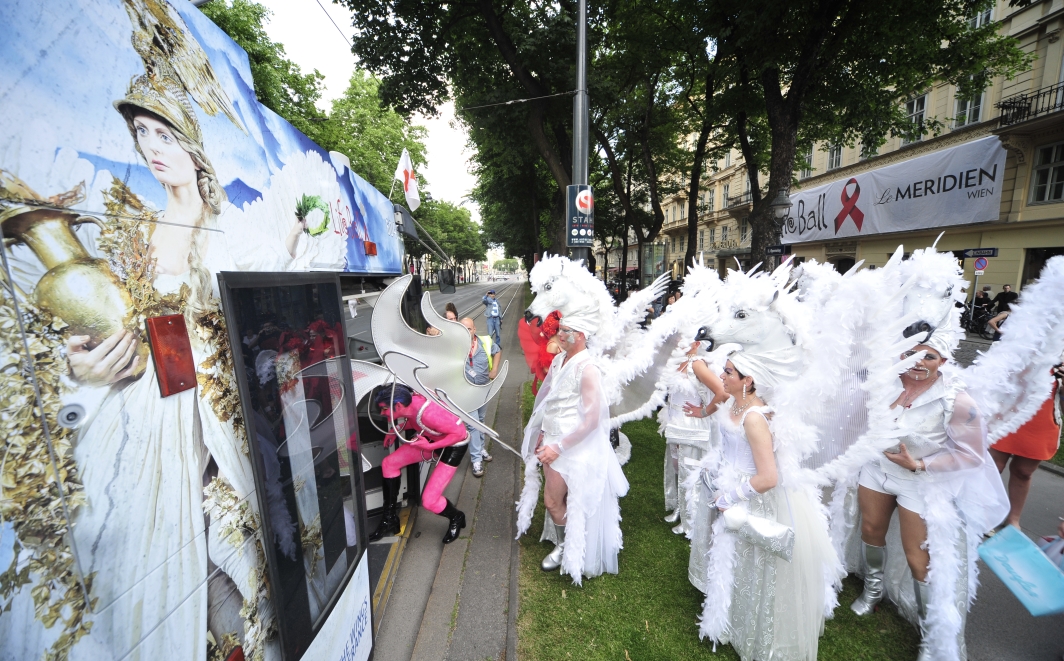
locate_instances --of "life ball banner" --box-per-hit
[782,136,1007,244]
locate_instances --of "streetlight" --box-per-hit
[768,187,793,219]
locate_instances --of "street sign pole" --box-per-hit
[570,0,590,267]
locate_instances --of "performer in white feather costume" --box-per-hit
[657,341,725,540]
[516,308,630,583]
[814,249,1064,661]
[687,265,839,661]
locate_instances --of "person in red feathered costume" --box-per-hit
[517,310,564,394]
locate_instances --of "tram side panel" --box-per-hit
[0,0,401,659]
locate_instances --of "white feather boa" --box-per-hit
[921,482,968,661]
[697,513,738,643]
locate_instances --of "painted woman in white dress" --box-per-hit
[697,358,833,661]
[2,73,280,661]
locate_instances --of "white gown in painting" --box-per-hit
[0,229,274,661]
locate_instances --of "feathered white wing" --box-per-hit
[611,273,671,339]
[605,332,681,426]
[963,255,1064,442]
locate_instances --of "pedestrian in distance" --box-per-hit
[461,317,502,478]
[426,302,459,336]
[992,283,1019,314]
[483,289,503,348]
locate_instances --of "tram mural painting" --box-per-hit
[0,0,393,659]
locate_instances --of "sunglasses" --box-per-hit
[556,327,575,336]
[902,350,942,361]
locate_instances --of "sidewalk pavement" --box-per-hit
[373,295,525,661]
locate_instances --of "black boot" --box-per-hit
[439,499,466,544]
[369,476,402,542]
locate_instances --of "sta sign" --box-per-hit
[566,185,594,248]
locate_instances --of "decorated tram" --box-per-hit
[0,1,424,658]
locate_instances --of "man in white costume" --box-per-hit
[516,310,630,585]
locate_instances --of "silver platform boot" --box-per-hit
[914,578,932,661]
[850,543,886,615]
[541,524,565,571]
[664,510,680,523]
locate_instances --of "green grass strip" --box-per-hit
[517,382,920,660]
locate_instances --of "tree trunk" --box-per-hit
[683,114,713,272]
[749,67,800,267]
[620,228,629,300]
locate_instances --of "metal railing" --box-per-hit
[997,81,1064,127]
[726,192,752,208]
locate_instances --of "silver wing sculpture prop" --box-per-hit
[371,275,520,457]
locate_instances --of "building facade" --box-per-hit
[658,148,756,280]
[786,0,1064,297]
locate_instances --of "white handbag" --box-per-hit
[722,503,795,562]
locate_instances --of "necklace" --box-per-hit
[731,400,753,417]
[899,374,936,408]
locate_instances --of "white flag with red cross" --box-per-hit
[393,148,421,212]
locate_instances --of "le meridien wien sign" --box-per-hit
[782,136,1006,245]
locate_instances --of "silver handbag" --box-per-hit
[722,504,795,562]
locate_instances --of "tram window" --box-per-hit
[220,272,367,659]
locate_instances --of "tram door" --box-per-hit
[219,271,374,660]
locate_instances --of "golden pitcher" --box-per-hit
[1,206,148,379]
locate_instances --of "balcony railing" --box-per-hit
[997,81,1064,127]
[726,192,752,208]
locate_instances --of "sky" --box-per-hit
[253,0,481,222]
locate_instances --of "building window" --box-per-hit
[799,150,813,179]
[1031,142,1064,204]
[954,84,983,127]
[680,236,685,253]
[724,152,731,168]
[721,225,729,242]
[723,183,730,203]
[827,144,843,170]
[860,143,878,160]
[710,227,716,245]
[708,189,715,212]
[741,219,749,242]
[903,95,926,145]
[969,6,991,28]
[699,230,705,251]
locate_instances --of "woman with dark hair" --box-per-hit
[688,355,834,661]
[370,384,470,543]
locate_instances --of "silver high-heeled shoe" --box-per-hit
[541,525,566,571]
[850,543,886,616]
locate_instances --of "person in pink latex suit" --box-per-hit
[369,384,469,543]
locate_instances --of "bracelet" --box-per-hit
[701,405,708,417]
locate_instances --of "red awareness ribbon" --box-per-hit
[833,177,864,233]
